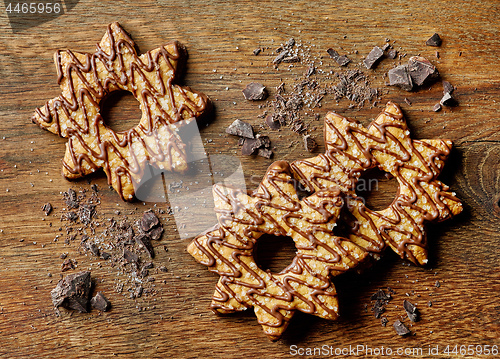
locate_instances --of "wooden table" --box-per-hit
[0,0,499,357]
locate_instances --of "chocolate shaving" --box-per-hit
[442,80,454,95]
[90,292,111,312]
[257,148,273,159]
[63,189,79,209]
[242,82,268,101]
[387,49,398,59]
[51,271,92,313]
[135,234,155,259]
[61,258,75,272]
[440,92,457,106]
[226,119,255,139]
[433,103,442,112]
[393,319,411,336]
[141,210,159,232]
[327,48,350,66]
[303,135,318,152]
[388,65,413,91]
[253,48,261,56]
[363,46,384,69]
[426,33,442,47]
[42,203,52,216]
[265,115,281,130]
[403,300,419,322]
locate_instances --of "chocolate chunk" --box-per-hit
[327,48,340,60]
[257,148,273,159]
[327,48,350,66]
[140,210,159,232]
[440,92,457,106]
[86,242,100,257]
[387,49,398,59]
[61,258,75,272]
[371,289,392,301]
[373,303,385,319]
[381,317,389,327]
[123,249,139,264]
[65,211,78,222]
[78,204,95,225]
[282,55,300,63]
[273,51,288,65]
[403,300,419,322]
[426,33,442,47]
[388,65,413,91]
[226,119,255,139]
[256,135,271,149]
[242,82,268,101]
[252,48,261,56]
[442,80,454,95]
[408,56,439,87]
[100,251,111,260]
[51,271,92,313]
[303,135,318,152]
[265,115,281,130]
[149,226,163,241]
[42,203,52,216]
[393,319,411,336]
[90,292,110,312]
[433,103,442,112]
[241,138,260,155]
[363,46,384,69]
[382,43,390,51]
[135,234,154,259]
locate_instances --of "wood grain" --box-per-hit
[0,0,499,357]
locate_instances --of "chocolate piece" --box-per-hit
[78,204,95,225]
[265,115,281,130]
[404,97,412,106]
[442,80,454,95]
[382,43,390,51]
[226,119,255,139]
[253,48,261,56]
[433,103,442,112]
[303,135,318,152]
[387,49,398,59]
[426,33,442,47]
[51,271,92,313]
[287,38,295,47]
[141,210,159,232]
[100,252,111,260]
[256,136,271,149]
[242,82,268,101]
[363,46,384,69]
[241,138,260,155]
[257,148,273,159]
[149,226,163,241]
[86,242,100,257]
[388,65,413,91]
[327,48,340,60]
[42,203,52,216]
[371,289,391,301]
[135,234,155,259]
[65,211,78,222]
[435,280,441,288]
[282,55,300,63]
[237,137,245,146]
[305,65,316,77]
[408,56,439,87]
[61,258,75,272]
[393,319,411,336]
[373,303,385,319]
[440,92,457,106]
[90,292,111,312]
[403,300,419,322]
[336,55,351,67]
[381,317,389,327]
[64,189,79,209]
[273,51,288,65]
[123,249,139,264]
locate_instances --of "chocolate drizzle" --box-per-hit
[291,102,462,264]
[188,161,367,340]
[32,22,210,200]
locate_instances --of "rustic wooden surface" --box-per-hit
[0,0,499,358]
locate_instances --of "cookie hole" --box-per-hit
[254,234,297,274]
[355,167,399,211]
[101,91,142,133]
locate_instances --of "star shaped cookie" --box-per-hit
[32,22,210,200]
[188,161,368,341]
[291,101,463,265]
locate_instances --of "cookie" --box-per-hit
[188,161,368,341]
[32,22,210,200]
[291,101,462,265]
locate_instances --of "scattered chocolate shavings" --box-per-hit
[78,204,95,225]
[100,251,111,260]
[433,103,442,112]
[393,319,411,336]
[63,188,79,209]
[226,119,255,139]
[141,210,159,232]
[403,300,419,322]
[408,56,439,87]
[426,33,442,47]
[442,80,454,95]
[332,69,378,107]
[371,288,392,301]
[91,292,110,312]
[303,134,317,152]
[242,82,268,101]
[363,46,384,69]
[51,271,92,313]
[388,65,413,91]
[42,203,52,216]
[135,234,154,259]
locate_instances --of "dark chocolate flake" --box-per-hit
[303,135,318,152]
[408,56,439,87]
[403,300,419,322]
[440,93,457,106]
[252,48,261,56]
[336,55,351,67]
[135,234,155,259]
[149,226,163,241]
[393,319,411,336]
[140,210,159,232]
[241,138,260,156]
[388,65,413,91]
[242,82,268,101]
[42,203,52,216]
[442,80,454,95]
[226,119,255,139]
[426,33,442,47]
[265,115,281,130]
[90,292,110,312]
[387,49,398,59]
[51,271,92,313]
[363,46,384,69]
[100,252,111,260]
[433,103,442,112]
[257,148,273,159]
[327,48,340,60]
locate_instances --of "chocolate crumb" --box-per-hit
[440,92,457,106]
[226,119,255,139]
[61,258,75,272]
[51,271,92,313]
[388,65,413,91]
[141,210,159,232]
[426,33,442,47]
[382,43,390,51]
[433,103,442,112]
[442,80,454,95]
[363,46,384,69]
[387,49,398,59]
[435,280,441,288]
[257,148,273,159]
[253,48,261,56]
[381,316,389,327]
[265,115,281,130]
[403,300,419,322]
[393,319,411,336]
[305,65,316,77]
[303,135,318,152]
[100,252,111,260]
[242,82,268,101]
[90,292,111,312]
[42,203,52,216]
[135,234,155,259]
[404,98,412,106]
